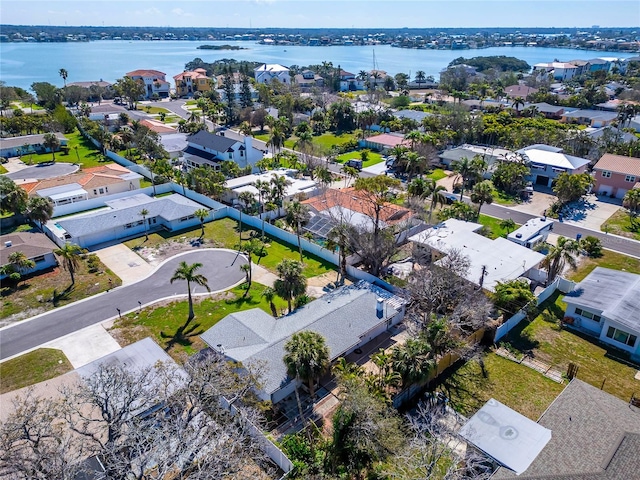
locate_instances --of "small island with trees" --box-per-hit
[449,55,531,72]
[197,44,247,50]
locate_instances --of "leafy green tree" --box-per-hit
[26,196,54,228]
[114,76,145,109]
[438,201,477,222]
[274,259,307,314]
[54,242,84,286]
[492,278,536,316]
[391,337,435,387]
[0,176,28,215]
[579,236,603,257]
[492,160,530,195]
[470,180,494,217]
[451,156,484,200]
[552,172,594,206]
[1,251,35,286]
[540,236,580,283]
[42,133,60,162]
[285,200,310,262]
[170,261,210,322]
[283,330,330,400]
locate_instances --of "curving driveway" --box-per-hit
[6,162,79,181]
[0,249,247,360]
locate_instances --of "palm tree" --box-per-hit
[623,188,640,226]
[294,131,313,153]
[283,330,330,401]
[452,157,474,201]
[262,286,278,317]
[391,337,434,388]
[194,208,209,237]
[237,190,255,246]
[54,243,84,286]
[170,261,210,322]
[285,200,310,262]
[500,218,517,234]
[240,263,252,295]
[424,179,447,224]
[254,179,271,239]
[541,236,580,283]
[42,133,60,162]
[187,109,201,124]
[415,70,426,89]
[59,68,68,91]
[470,180,494,217]
[139,208,149,240]
[341,165,359,188]
[404,151,426,181]
[274,259,307,314]
[26,196,53,229]
[4,251,35,287]
[270,173,290,208]
[314,166,333,189]
[326,222,351,285]
[511,96,525,115]
[267,126,285,155]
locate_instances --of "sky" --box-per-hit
[1,0,639,29]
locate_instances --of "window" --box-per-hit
[601,171,611,178]
[32,255,45,263]
[228,152,233,160]
[574,308,601,322]
[99,188,104,194]
[606,326,637,347]
[625,175,636,183]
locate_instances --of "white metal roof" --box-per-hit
[37,182,87,199]
[459,398,552,475]
[517,148,590,171]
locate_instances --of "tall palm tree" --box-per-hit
[26,196,53,229]
[540,236,580,283]
[54,243,83,286]
[269,173,291,207]
[262,286,278,317]
[326,222,351,285]
[424,179,447,224]
[42,133,60,162]
[267,126,285,155]
[511,96,525,115]
[240,263,252,295]
[170,261,210,322]
[623,188,640,226]
[294,131,313,153]
[470,180,495,217]
[283,330,330,401]
[391,337,434,388]
[237,190,255,246]
[139,208,149,240]
[452,157,474,201]
[341,165,359,188]
[404,151,426,181]
[254,179,271,239]
[285,200,310,262]
[415,70,426,89]
[194,208,209,237]
[274,259,307,314]
[59,68,68,89]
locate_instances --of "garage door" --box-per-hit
[535,175,550,186]
[598,185,612,196]
[616,188,627,199]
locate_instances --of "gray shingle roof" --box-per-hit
[393,109,431,122]
[0,132,67,150]
[562,267,640,331]
[491,379,640,479]
[0,232,57,265]
[187,130,238,153]
[57,194,204,237]
[200,281,405,397]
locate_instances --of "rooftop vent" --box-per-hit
[4,241,12,248]
[516,233,522,238]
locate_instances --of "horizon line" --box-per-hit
[2,24,638,29]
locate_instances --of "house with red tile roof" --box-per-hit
[21,164,143,206]
[593,153,640,199]
[126,69,170,99]
[173,68,212,97]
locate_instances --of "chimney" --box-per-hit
[4,241,12,248]
[376,298,384,319]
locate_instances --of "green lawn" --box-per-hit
[502,291,640,403]
[20,129,106,168]
[477,214,520,239]
[444,353,564,420]
[569,249,640,282]
[14,101,44,111]
[337,150,384,168]
[125,217,335,278]
[137,106,171,115]
[255,133,269,143]
[0,348,73,394]
[426,169,447,181]
[492,189,520,206]
[0,164,7,174]
[601,209,640,241]
[312,132,357,150]
[109,282,288,360]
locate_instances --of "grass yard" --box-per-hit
[601,209,640,241]
[1,258,121,321]
[426,168,447,181]
[21,129,106,168]
[137,106,171,115]
[125,217,335,278]
[569,249,640,282]
[312,132,357,150]
[443,353,564,420]
[14,101,44,111]
[492,189,521,206]
[109,283,288,360]
[502,291,640,403]
[0,164,7,174]
[337,150,384,168]
[477,214,520,239]
[0,348,73,394]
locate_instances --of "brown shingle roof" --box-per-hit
[0,232,57,265]
[593,153,640,177]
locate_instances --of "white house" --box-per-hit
[200,281,406,404]
[46,193,210,248]
[562,267,640,361]
[409,219,547,291]
[507,217,554,249]
[532,62,580,81]
[125,69,170,99]
[222,168,319,206]
[254,64,290,85]
[516,145,590,188]
[0,232,58,279]
[182,130,264,171]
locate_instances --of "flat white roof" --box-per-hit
[508,217,554,243]
[227,169,318,198]
[409,219,545,291]
[37,182,86,198]
[459,398,551,475]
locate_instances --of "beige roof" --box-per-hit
[0,232,58,265]
[593,153,640,177]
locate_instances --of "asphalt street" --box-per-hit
[6,163,79,180]
[0,249,247,360]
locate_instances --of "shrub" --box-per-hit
[86,254,101,273]
[580,236,602,257]
[294,294,311,309]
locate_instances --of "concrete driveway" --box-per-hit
[562,194,621,230]
[6,162,78,181]
[94,244,154,285]
[509,190,556,216]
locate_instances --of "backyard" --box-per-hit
[477,214,521,239]
[109,282,288,360]
[336,150,384,168]
[254,131,357,153]
[602,209,640,241]
[125,217,335,278]
[19,129,106,169]
[0,348,73,394]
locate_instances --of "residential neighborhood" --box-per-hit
[2,15,640,480]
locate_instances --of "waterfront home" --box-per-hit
[21,164,142,206]
[339,70,365,91]
[532,62,580,81]
[173,68,212,97]
[562,267,640,361]
[46,193,209,248]
[293,70,324,90]
[592,153,640,199]
[182,130,263,171]
[516,144,590,188]
[409,219,547,291]
[200,281,406,404]
[125,69,170,99]
[0,132,67,158]
[0,232,58,279]
[254,64,290,85]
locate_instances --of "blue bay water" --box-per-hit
[0,40,637,90]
